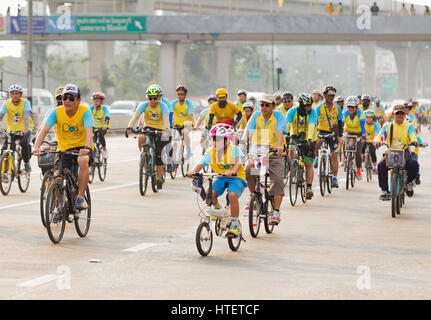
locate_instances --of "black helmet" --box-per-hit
[282,91,293,99]
[176,84,188,94]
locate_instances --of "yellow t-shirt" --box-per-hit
[209,101,240,125]
[4,98,34,132]
[173,101,192,126]
[208,144,246,183]
[251,113,285,152]
[92,106,111,129]
[143,103,165,130]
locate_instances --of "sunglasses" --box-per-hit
[260,103,271,107]
[56,96,62,101]
[148,97,158,101]
[62,95,76,102]
[177,92,185,96]
[395,111,405,115]
[283,99,292,103]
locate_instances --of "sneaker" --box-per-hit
[52,207,62,223]
[356,168,362,180]
[406,183,414,197]
[306,188,314,200]
[379,191,391,201]
[227,224,240,238]
[75,196,86,211]
[332,177,339,188]
[167,164,173,173]
[270,212,281,225]
[415,175,421,185]
[373,167,378,175]
[186,148,193,159]
[24,162,31,173]
[156,178,163,190]
[313,158,318,169]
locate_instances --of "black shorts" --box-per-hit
[318,131,338,153]
[56,147,94,172]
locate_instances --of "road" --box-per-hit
[1,130,431,300]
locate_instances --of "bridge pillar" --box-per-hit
[215,45,232,90]
[360,41,376,96]
[391,44,421,99]
[87,41,115,93]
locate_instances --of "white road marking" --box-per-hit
[16,274,60,288]
[122,243,156,253]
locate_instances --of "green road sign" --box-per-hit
[382,78,397,93]
[75,16,146,33]
[247,69,260,82]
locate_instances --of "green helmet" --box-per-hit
[364,109,375,117]
[146,85,161,96]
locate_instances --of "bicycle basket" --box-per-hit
[38,148,56,169]
[385,149,405,169]
[345,135,357,153]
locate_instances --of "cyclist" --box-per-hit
[35,86,64,142]
[358,94,372,111]
[249,96,259,111]
[312,90,322,108]
[335,96,344,111]
[235,89,248,112]
[242,94,286,225]
[373,96,385,126]
[277,91,294,117]
[90,92,110,159]
[403,103,423,185]
[171,85,194,159]
[195,96,216,148]
[286,93,317,199]
[0,84,34,173]
[206,88,242,130]
[126,85,171,190]
[360,109,379,175]
[33,83,94,210]
[342,95,365,180]
[186,123,247,238]
[274,92,282,107]
[314,85,343,188]
[374,104,419,200]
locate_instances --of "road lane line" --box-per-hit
[16,274,60,288]
[0,200,39,210]
[123,243,156,253]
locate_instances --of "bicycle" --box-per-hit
[89,128,107,184]
[317,132,335,197]
[363,142,374,182]
[40,149,91,244]
[0,131,31,195]
[37,140,58,228]
[289,139,308,206]
[201,129,211,173]
[283,137,291,189]
[126,127,162,196]
[170,124,190,179]
[344,135,361,190]
[193,172,245,256]
[247,146,277,238]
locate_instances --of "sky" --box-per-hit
[0,0,26,57]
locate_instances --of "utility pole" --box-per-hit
[27,0,33,104]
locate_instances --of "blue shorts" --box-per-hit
[212,177,247,198]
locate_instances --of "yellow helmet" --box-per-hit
[216,88,228,97]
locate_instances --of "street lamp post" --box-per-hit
[27,0,33,104]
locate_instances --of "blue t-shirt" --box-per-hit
[200,107,210,118]
[245,110,287,134]
[286,106,318,125]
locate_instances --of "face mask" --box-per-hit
[218,100,227,108]
[363,102,370,108]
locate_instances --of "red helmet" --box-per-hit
[176,85,188,94]
[93,92,105,100]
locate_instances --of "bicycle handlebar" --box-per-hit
[125,127,164,138]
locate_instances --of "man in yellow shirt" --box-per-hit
[0,84,34,172]
[206,88,242,129]
[171,85,194,159]
[312,90,322,108]
[90,92,110,159]
[33,83,95,211]
[326,2,334,15]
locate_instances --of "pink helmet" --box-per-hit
[210,123,235,141]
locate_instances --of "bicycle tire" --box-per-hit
[89,164,95,184]
[289,160,298,206]
[180,144,189,178]
[196,221,213,256]
[45,183,66,244]
[248,194,262,238]
[149,148,158,193]
[17,158,30,193]
[0,153,13,195]
[299,165,306,204]
[74,186,91,237]
[264,198,275,234]
[350,163,355,188]
[346,154,351,190]
[366,152,372,182]
[391,172,399,218]
[139,152,148,196]
[228,221,242,252]
[40,171,52,228]
[319,155,326,197]
[327,156,333,194]
[98,158,107,182]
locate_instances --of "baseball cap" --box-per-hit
[63,83,80,97]
[260,94,275,104]
[55,86,64,98]
[393,105,405,113]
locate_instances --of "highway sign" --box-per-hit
[10,16,46,34]
[75,16,146,33]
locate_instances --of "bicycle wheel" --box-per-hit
[248,194,262,238]
[299,165,306,204]
[98,158,107,182]
[283,156,290,187]
[74,186,91,237]
[17,158,30,193]
[40,171,52,228]
[149,148,158,193]
[327,156,333,194]
[45,183,66,244]
[170,141,179,179]
[228,221,242,252]
[319,156,326,197]
[263,198,275,234]
[196,221,213,256]
[180,145,190,178]
[289,160,298,206]
[366,152,372,182]
[391,172,399,218]
[350,163,355,188]
[0,153,13,195]
[345,154,351,190]
[139,152,149,196]
[89,164,96,184]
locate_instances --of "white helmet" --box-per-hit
[346,95,359,107]
[334,96,344,103]
[9,84,23,93]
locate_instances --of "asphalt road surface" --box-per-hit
[1,130,431,300]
